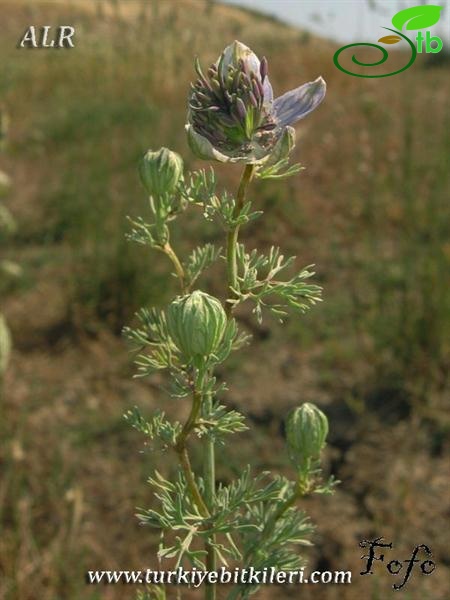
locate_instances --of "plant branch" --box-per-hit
[174,387,210,518]
[161,241,187,294]
[260,488,301,542]
[203,393,216,600]
[242,484,304,570]
[225,164,255,316]
[174,380,219,599]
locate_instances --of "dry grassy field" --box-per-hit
[1,1,449,599]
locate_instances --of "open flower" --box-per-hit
[186,40,326,164]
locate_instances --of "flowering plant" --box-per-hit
[187,41,326,165]
[125,41,336,600]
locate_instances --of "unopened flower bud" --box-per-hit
[286,403,328,470]
[138,147,183,198]
[167,290,227,360]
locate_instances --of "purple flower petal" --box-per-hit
[273,77,326,127]
[262,126,296,168]
[186,124,231,163]
[219,41,260,81]
[263,77,273,105]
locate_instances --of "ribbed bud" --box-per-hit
[286,403,328,469]
[138,147,183,197]
[167,290,227,360]
[0,314,12,375]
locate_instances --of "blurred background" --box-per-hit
[1,1,449,599]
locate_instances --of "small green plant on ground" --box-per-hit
[124,41,336,600]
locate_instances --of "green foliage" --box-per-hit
[126,214,161,248]
[124,302,250,380]
[233,244,322,322]
[255,157,303,180]
[124,35,333,591]
[123,307,178,375]
[198,398,249,440]
[5,0,446,403]
[125,406,181,448]
[136,587,166,600]
[180,168,217,207]
[4,3,449,600]
[229,479,314,598]
[137,470,209,567]
[127,187,187,248]
[180,169,263,230]
[203,192,263,231]
[135,467,321,573]
[184,244,221,288]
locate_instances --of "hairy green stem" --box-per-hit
[161,241,187,294]
[177,446,209,517]
[240,486,303,578]
[260,488,301,542]
[204,393,216,600]
[174,387,209,518]
[165,164,257,599]
[175,380,217,599]
[226,164,255,315]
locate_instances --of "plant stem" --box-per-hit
[226,164,255,315]
[260,488,301,543]
[203,393,216,600]
[178,446,209,517]
[162,241,187,293]
[242,486,303,572]
[175,379,217,599]
[174,387,209,518]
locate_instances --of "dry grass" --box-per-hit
[1,1,449,599]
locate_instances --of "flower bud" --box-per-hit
[167,290,227,360]
[138,147,183,197]
[286,403,328,469]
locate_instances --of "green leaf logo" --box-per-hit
[392,5,442,31]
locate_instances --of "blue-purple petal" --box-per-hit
[273,77,326,127]
[219,41,260,81]
[262,126,296,168]
[263,77,273,105]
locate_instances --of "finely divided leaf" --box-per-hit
[184,243,221,287]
